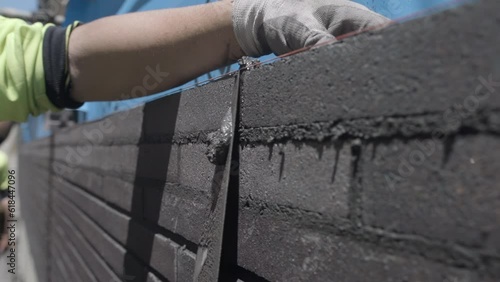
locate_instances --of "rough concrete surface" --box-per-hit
[362,136,500,251]
[237,208,480,282]
[240,142,351,219]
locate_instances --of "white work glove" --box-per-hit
[232,0,390,56]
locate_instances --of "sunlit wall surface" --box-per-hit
[22,0,462,141]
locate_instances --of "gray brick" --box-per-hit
[240,143,350,219]
[47,160,136,214]
[51,143,219,193]
[52,211,118,282]
[57,164,104,198]
[52,234,94,282]
[54,178,180,281]
[49,142,216,244]
[177,248,196,282]
[54,162,204,248]
[53,104,145,146]
[18,158,51,282]
[51,268,67,282]
[51,243,81,282]
[51,76,234,147]
[362,135,500,252]
[127,220,179,282]
[52,226,98,282]
[142,181,211,243]
[150,234,179,282]
[53,193,144,279]
[51,250,71,282]
[147,272,163,282]
[238,208,478,282]
[240,0,500,128]
[55,177,130,239]
[54,178,130,244]
[141,77,234,138]
[102,175,136,212]
[52,145,138,178]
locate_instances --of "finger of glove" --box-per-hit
[312,1,390,36]
[260,16,336,55]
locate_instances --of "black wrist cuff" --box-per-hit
[43,25,84,110]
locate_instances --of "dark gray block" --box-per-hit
[54,177,130,244]
[52,231,94,282]
[126,220,179,282]
[54,178,182,281]
[52,150,210,244]
[150,234,179,282]
[102,175,137,212]
[50,143,220,189]
[51,247,72,282]
[240,0,500,129]
[237,208,478,282]
[177,248,196,282]
[142,180,211,244]
[58,164,104,199]
[53,193,145,279]
[18,156,51,282]
[51,244,78,282]
[51,76,234,147]
[53,104,145,146]
[362,135,500,251]
[52,210,119,282]
[147,272,164,282]
[240,142,351,219]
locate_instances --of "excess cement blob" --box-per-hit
[206,108,233,165]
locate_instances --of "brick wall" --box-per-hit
[19,0,500,281]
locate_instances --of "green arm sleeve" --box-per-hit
[0,151,8,191]
[0,16,61,122]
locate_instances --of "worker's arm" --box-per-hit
[0,0,388,122]
[68,0,389,102]
[68,1,243,102]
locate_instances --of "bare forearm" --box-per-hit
[68,1,244,102]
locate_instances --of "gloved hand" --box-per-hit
[232,0,390,57]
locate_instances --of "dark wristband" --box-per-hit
[43,25,84,110]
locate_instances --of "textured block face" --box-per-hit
[362,136,500,251]
[18,154,51,282]
[240,143,351,219]
[149,234,179,282]
[53,209,118,282]
[142,179,212,243]
[18,74,235,282]
[240,0,500,129]
[177,249,196,282]
[237,209,478,282]
[52,228,98,282]
[234,1,500,280]
[51,76,235,147]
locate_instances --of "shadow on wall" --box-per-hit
[124,94,180,281]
